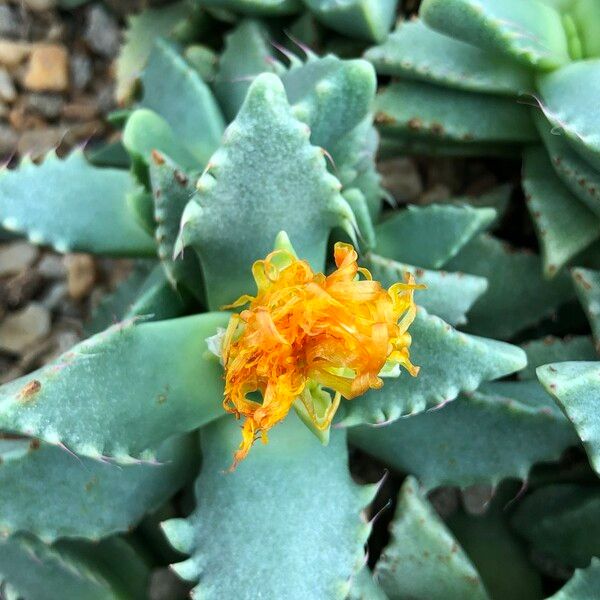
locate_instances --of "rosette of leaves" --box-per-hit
[1,18,577,595]
[365,0,600,277]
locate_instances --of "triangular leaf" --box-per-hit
[0,151,154,257]
[177,73,355,309]
[336,308,526,427]
[572,267,600,346]
[538,361,600,476]
[365,19,534,96]
[0,434,195,542]
[0,313,228,462]
[349,381,577,489]
[375,476,488,600]
[163,414,374,599]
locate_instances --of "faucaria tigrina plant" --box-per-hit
[1,0,600,598]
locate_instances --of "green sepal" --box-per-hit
[149,152,204,300]
[84,263,192,336]
[538,361,600,476]
[374,204,495,269]
[365,19,535,96]
[141,39,225,166]
[522,146,600,276]
[0,434,196,542]
[0,150,154,257]
[163,414,375,599]
[446,235,574,340]
[177,73,355,309]
[548,559,600,599]
[375,476,488,600]
[0,313,229,463]
[364,253,488,326]
[519,335,597,380]
[511,483,600,568]
[0,535,150,600]
[304,0,398,43]
[375,80,537,144]
[421,0,570,70]
[336,307,526,427]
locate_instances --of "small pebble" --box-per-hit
[23,0,58,12]
[37,253,66,279]
[84,6,120,58]
[0,41,31,69]
[17,127,66,159]
[0,124,17,156]
[4,270,45,308]
[0,303,51,355]
[0,67,16,103]
[0,242,39,277]
[65,254,96,301]
[70,52,92,91]
[23,44,69,92]
[0,6,23,40]
[25,93,64,119]
[40,282,67,312]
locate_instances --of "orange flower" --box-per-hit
[220,242,422,468]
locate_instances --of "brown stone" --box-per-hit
[0,303,51,355]
[23,44,69,92]
[0,40,31,69]
[65,254,96,301]
[62,100,98,121]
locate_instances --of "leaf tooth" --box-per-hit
[162,517,196,554]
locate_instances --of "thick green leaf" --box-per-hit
[379,134,521,159]
[572,267,600,345]
[350,380,576,489]
[141,40,225,166]
[304,0,398,43]
[87,140,131,169]
[365,19,534,96]
[537,60,600,170]
[365,253,488,326]
[348,568,388,600]
[337,307,526,427]
[421,0,570,70]
[0,313,228,463]
[282,54,376,155]
[0,535,150,600]
[535,111,600,218]
[511,483,600,568]
[519,335,597,379]
[123,109,199,177]
[163,414,374,599]
[177,73,355,309]
[185,44,218,82]
[375,80,537,144]
[0,151,154,257]
[375,476,488,599]
[116,1,190,102]
[538,361,600,475]
[549,559,600,599]
[374,204,495,269]
[85,263,191,336]
[449,486,543,600]
[523,146,600,276]
[149,152,203,298]
[197,0,301,15]
[0,434,195,542]
[446,235,574,340]
[213,20,276,121]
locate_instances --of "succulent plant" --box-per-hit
[366,0,600,277]
[1,1,600,598]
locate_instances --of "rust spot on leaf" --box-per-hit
[174,170,189,186]
[151,150,165,165]
[29,439,40,451]
[407,117,422,131]
[18,380,41,403]
[374,111,396,125]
